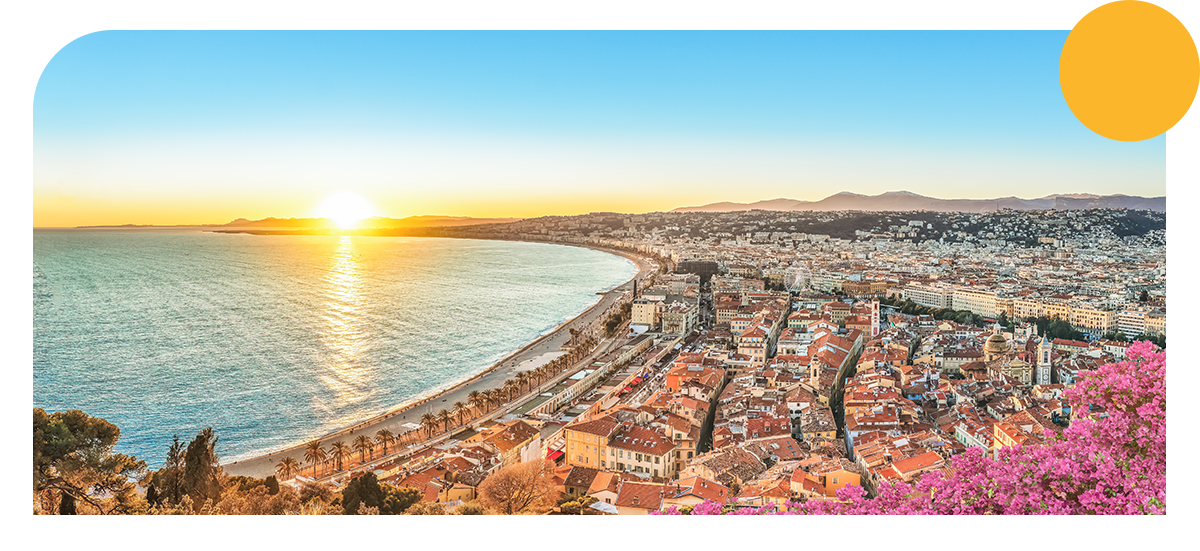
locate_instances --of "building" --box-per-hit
[662,301,700,335]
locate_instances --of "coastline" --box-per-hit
[222,237,655,479]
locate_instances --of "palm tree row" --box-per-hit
[279,334,606,482]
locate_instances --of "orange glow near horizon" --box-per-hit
[31,189,712,227]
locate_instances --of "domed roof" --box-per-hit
[984,330,1009,355]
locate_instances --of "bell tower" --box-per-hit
[1036,338,1052,385]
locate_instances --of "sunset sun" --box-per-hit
[315,192,378,229]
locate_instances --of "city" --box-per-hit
[214,205,1162,514]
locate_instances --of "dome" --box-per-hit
[984,330,1009,355]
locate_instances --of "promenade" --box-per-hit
[223,244,653,479]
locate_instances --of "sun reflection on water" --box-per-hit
[315,235,374,414]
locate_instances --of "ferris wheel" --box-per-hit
[785,264,811,292]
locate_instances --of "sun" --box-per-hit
[315,192,378,229]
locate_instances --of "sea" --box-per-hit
[32,230,636,468]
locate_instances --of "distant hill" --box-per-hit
[672,191,1166,213]
[78,215,520,230]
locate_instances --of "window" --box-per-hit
[655,456,660,464]
[832,477,839,484]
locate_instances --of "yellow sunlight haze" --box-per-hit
[315,192,378,229]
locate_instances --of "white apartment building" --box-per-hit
[951,286,1012,319]
[902,283,953,309]
[1117,309,1149,336]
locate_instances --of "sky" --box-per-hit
[33,30,1167,226]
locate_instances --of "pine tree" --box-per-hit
[182,427,222,511]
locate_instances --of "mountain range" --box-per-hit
[672,191,1166,213]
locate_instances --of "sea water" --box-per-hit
[33,230,635,468]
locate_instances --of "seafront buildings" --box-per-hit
[299,207,1164,514]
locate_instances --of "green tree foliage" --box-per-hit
[146,434,190,507]
[265,475,280,495]
[1023,316,1086,342]
[340,471,422,515]
[182,427,223,511]
[33,408,147,515]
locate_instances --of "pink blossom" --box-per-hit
[653,342,1165,515]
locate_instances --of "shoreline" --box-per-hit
[222,237,655,479]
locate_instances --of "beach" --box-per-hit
[222,241,654,479]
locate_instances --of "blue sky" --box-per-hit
[33,30,1165,225]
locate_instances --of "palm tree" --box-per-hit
[421,412,438,438]
[328,441,351,471]
[304,441,327,479]
[375,429,396,456]
[503,379,518,401]
[468,390,483,415]
[275,456,300,480]
[453,401,467,425]
[438,409,454,432]
[515,372,530,393]
[353,434,373,463]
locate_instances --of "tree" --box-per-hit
[264,475,280,496]
[374,429,396,456]
[453,401,468,425]
[147,434,186,506]
[487,389,504,410]
[405,501,448,515]
[182,427,223,511]
[453,500,490,515]
[216,483,301,515]
[298,480,333,504]
[468,390,483,415]
[438,409,454,433]
[478,459,558,515]
[559,495,598,515]
[353,434,373,463]
[275,456,300,480]
[420,413,438,437]
[341,472,422,515]
[328,441,351,472]
[33,408,147,515]
[303,441,327,479]
[1139,290,1150,302]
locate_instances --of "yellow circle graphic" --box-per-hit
[1060,1,1199,141]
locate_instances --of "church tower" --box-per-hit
[1036,337,1052,385]
[871,298,880,337]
